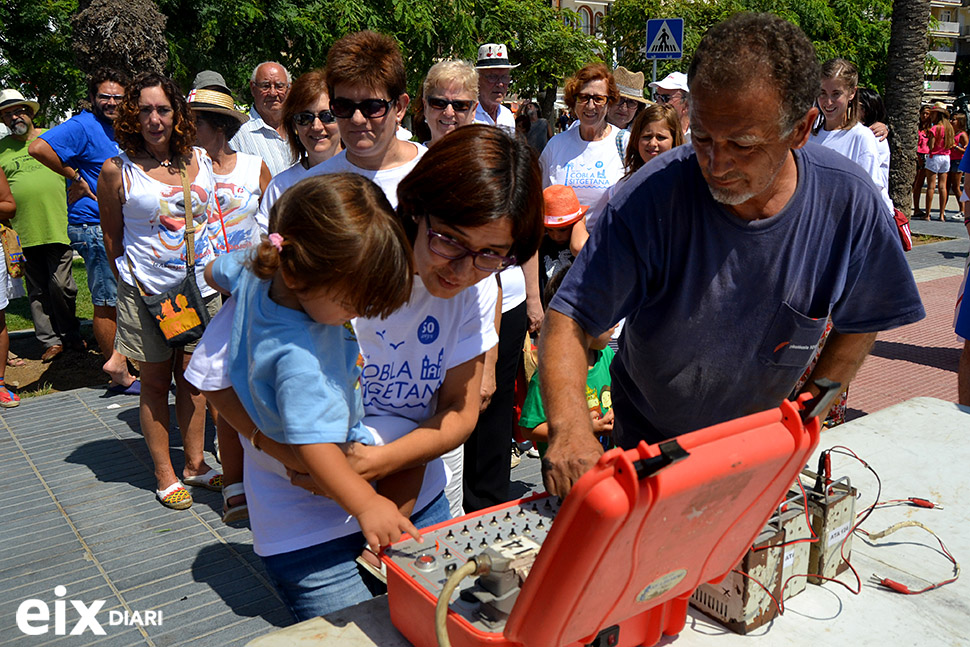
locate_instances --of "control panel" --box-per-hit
[383,493,561,632]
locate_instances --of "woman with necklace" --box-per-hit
[98,72,222,510]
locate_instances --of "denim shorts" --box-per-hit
[261,491,451,622]
[67,224,117,307]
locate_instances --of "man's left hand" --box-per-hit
[68,177,97,204]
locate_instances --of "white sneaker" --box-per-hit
[510,444,522,468]
[526,446,540,458]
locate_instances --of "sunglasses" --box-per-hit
[293,110,336,126]
[575,93,609,107]
[0,106,29,119]
[424,215,515,273]
[654,92,680,104]
[96,93,124,102]
[426,97,476,112]
[329,97,395,120]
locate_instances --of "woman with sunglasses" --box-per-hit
[303,31,424,195]
[420,60,479,146]
[256,69,343,230]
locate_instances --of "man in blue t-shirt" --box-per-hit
[29,68,138,393]
[538,13,926,497]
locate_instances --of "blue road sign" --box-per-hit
[645,18,684,60]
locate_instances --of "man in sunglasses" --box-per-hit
[28,69,139,392]
[648,71,690,139]
[0,89,81,366]
[230,61,293,176]
[474,43,518,136]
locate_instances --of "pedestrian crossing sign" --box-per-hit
[645,18,684,60]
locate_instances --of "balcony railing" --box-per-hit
[932,20,961,34]
[925,79,956,92]
[929,50,958,63]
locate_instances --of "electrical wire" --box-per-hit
[435,557,487,647]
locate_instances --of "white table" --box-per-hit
[248,397,970,646]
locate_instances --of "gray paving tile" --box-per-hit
[0,541,87,576]
[0,510,71,542]
[109,547,237,593]
[0,571,105,606]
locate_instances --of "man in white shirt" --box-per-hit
[474,43,517,136]
[230,61,293,176]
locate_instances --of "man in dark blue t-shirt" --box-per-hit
[29,68,138,393]
[538,13,925,496]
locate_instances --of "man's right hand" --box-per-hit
[541,427,604,497]
[68,176,96,205]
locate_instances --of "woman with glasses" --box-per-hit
[420,60,479,146]
[191,124,543,620]
[540,64,628,261]
[539,64,627,208]
[256,69,343,231]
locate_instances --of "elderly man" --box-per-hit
[474,43,517,135]
[230,61,293,176]
[648,71,690,137]
[0,90,79,362]
[29,69,138,392]
[538,12,925,496]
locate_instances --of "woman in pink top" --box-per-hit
[913,105,931,217]
[925,102,955,222]
[948,112,967,207]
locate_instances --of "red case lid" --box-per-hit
[504,398,819,647]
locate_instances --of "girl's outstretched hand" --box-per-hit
[357,494,424,552]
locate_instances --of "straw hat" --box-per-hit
[929,101,950,116]
[186,88,248,124]
[613,67,649,105]
[475,43,519,70]
[0,89,39,116]
[543,185,589,228]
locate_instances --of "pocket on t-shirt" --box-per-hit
[758,301,828,368]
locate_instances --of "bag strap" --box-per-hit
[178,155,196,269]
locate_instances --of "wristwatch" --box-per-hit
[71,170,82,182]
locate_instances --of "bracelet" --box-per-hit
[250,428,264,452]
[71,170,81,182]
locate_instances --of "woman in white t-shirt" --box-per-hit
[810,58,892,217]
[189,113,542,627]
[544,63,629,260]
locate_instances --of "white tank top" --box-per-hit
[114,147,216,296]
[209,152,264,254]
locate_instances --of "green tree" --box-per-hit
[0,1,85,125]
[602,0,892,92]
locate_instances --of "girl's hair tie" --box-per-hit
[268,233,284,252]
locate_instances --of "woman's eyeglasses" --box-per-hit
[426,97,475,112]
[292,110,336,126]
[424,215,515,272]
[329,97,395,119]
[575,93,609,107]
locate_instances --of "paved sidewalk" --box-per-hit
[0,214,964,646]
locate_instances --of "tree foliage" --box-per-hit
[602,0,893,93]
[0,1,86,124]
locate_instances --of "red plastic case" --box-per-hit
[384,397,820,647]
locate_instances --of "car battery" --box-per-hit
[690,524,785,634]
[777,489,812,599]
[807,477,856,584]
[382,391,827,647]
